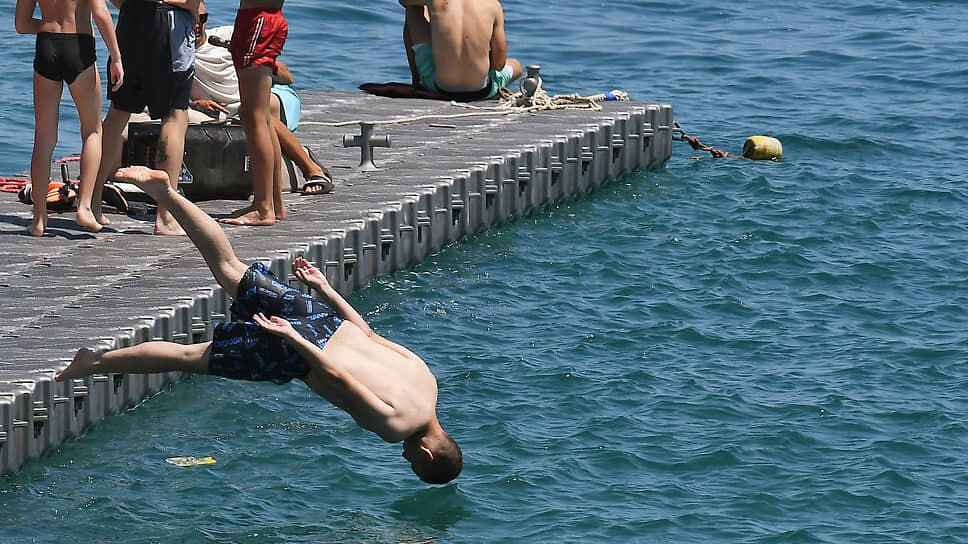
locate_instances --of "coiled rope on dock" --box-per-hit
[494,78,629,111]
[300,83,629,128]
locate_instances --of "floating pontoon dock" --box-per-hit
[0,90,673,474]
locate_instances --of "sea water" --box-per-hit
[2,1,968,542]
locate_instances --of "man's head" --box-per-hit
[402,426,462,484]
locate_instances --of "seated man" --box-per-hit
[130,2,333,195]
[400,0,523,102]
[57,165,462,485]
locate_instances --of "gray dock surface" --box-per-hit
[0,90,673,474]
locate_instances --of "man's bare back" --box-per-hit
[427,0,502,88]
[307,321,439,443]
[402,0,509,89]
[17,0,94,35]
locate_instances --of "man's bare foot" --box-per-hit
[275,205,286,221]
[56,347,99,381]
[220,208,276,226]
[76,208,104,233]
[113,166,172,200]
[28,215,46,237]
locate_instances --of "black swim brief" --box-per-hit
[34,33,96,84]
[108,0,194,118]
[208,262,344,384]
[432,76,493,103]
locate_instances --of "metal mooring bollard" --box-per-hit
[343,122,391,171]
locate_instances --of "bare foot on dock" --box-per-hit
[220,208,276,226]
[76,208,104,233]
[56,347,98,381]
[220,203,277,226]
[28,215,47,237]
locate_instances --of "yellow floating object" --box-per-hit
[742,135,783,161]
[165,456,216,467]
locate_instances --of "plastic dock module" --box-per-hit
[0,91,674,475]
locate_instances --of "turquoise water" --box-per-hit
[3,0,968,542]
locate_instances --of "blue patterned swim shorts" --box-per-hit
[208,262,344,384]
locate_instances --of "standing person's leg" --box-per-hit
[28,73,63,237]
[112,166,248,297]
[153,109,190,236]
[269,106,285,219]
[222,65,278,226]
[68,65,106,232]
[91,105,132,226]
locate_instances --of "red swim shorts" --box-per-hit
[230,8,288,73]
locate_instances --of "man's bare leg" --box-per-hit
[69,66,106,232]
[154,109,190,236]
[111,166,248,296]
[91,105,132,226]
[56,341,211,381]
[223,65,278,226]
[28,73,63,237]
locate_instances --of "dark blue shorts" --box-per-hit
[209,262,344,384]
[108,0,194,118]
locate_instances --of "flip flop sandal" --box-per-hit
[301,175,334,195]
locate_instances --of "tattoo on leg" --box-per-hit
[157,135,169,165]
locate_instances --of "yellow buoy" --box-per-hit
[742,135,783,161]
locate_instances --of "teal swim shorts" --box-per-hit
[413,44,513,101]
[270,84,301,131]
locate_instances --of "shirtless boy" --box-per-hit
[220,0,289,226]
[15,0,123,236]
[56,165,461,485]
[400,0,523,102]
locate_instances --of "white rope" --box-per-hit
[300,84,630,128]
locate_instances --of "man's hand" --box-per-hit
[253,313,299,340]
[292,257,329,291]
[190,99,230,115]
